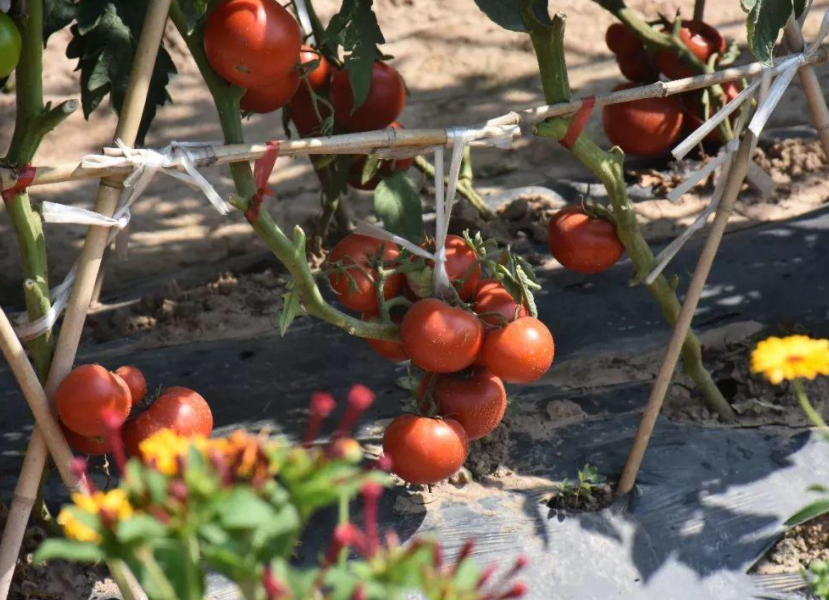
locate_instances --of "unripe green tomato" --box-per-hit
[0,12,21,79]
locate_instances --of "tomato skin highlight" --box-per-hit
[547,206,624,274]
[62,425,112,456]
[204,0,301,88]
[382,414,468,484]
[474,280,526,326]
[124,387,213,457]
[240,68,301,113]
[602,82,684,157]
[330,62,406,132]
[361,313,408,362]
[299,45,331,91]
[401,299,483,373]
[115,366,147,405]
[327,234,404,313]
[0,12,21,79]
[483,317,554,384]
[55,364,132,437]
[419,369,507,440]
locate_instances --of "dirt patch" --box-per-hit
[465,419,511,479]
[546,481,615,514]
[84,269,288,349]
[754,514,829,575]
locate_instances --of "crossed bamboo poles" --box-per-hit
[0,2,828,599]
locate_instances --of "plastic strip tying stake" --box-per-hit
[1,164,36,204]
[245,140,280,224]
[558,97,595,150]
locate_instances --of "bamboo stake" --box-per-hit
[2,47,827,192]
[784,18,829,158]
[0,1,172,599]
[615,131,757,498]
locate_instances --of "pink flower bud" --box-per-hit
[498,582,528,599]
[352,586,367,600]
[304,392,336,446]
[476,563,498,589]
[325,523,367,564]
[335,385,375,439]
[453,539,476,573]
[71,457,94,494]
[262,567,288,599]
[361,482,383,555]
[168,479,188,503]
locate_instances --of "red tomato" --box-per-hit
[204,0,301,88]
[327,234,404,313]
[422,235,481,300]
[605,23,643,55]
[602,82,684,157]
[681,81,741,143]
[348,123,413,190]
[474,280,527,326]
[114,366,147,405]
[617,47,657,83]
[419,369,506,440]
[483,317,554,384]
[655,20,726,80]
[124,387,213,457]
[299,45,332,91]
[62,425,112,456]
[330,62,406,132]
[401,299,483,373]
[56,365,132,437]
[547,206,624,274]
[240,68,301,113]
[289,87,331,136]
[382,414,468,484]
[361,312,408,362]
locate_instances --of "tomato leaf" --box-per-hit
[374,171,423,243]
[279,287,301,337]
[43,0,77,43]
[472,0,549,33]
[177,0,209,34]
[741,0,796,64]
[785,499,829,527]
[34,539,106,563]
[66,0,177,143]
[324,0,384,111]
[361,155,382,185]
[515,264,538,318]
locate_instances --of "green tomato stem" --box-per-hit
[412,156,494,220]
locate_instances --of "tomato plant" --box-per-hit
[124,387,213,457]
[0,11,21,79]
[114,366,147,405]
[483,317,554,384]
[383,414,468,484]
[203,0,301,88]
[602,83,685,157]
[655,20,726,80]
[330,62,406,132]
[419,369,507,440]
[327,233,404,313]
[547,206,624,274]
[401,299,483,373]
[55,365,132,437]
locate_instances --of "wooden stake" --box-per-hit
[784,18,829,158]
[615,131,757,498]
[0,1,171,599]
[2,47,827,192]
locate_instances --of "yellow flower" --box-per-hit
[751,335,829,384]
[139,428,207,475]
[57,489,134,543]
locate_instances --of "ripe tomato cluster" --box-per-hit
[602,19,732,157]
[325,232,555,485]
[55,364,213,459]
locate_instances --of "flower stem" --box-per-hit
[793,378,829,430]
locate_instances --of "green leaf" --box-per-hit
[214,488,276,529]
[361,155,382,185]
[744,0,795,63]
[43,0,77,43]
[34,539,106,563]
[473,0,549,33]
[279,287,301,336]
[116,514,168,544]
[178,0,208,34]
[786,500,829,527]
[374,171,423,243]
[66,0,177,143]
[150,540,205,600]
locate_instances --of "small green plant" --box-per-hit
[557,463,607,506]
[806,560,829,600]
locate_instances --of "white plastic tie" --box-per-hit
[41,201,130,229]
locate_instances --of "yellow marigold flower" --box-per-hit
[57,508,101,543]
[57,489,134,543]
[139,428,207,475]
[751,335,829,384]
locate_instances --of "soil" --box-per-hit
[546,482,615,513]
[754,515,829,575]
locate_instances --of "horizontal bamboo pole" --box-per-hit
[1,46,826,193]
